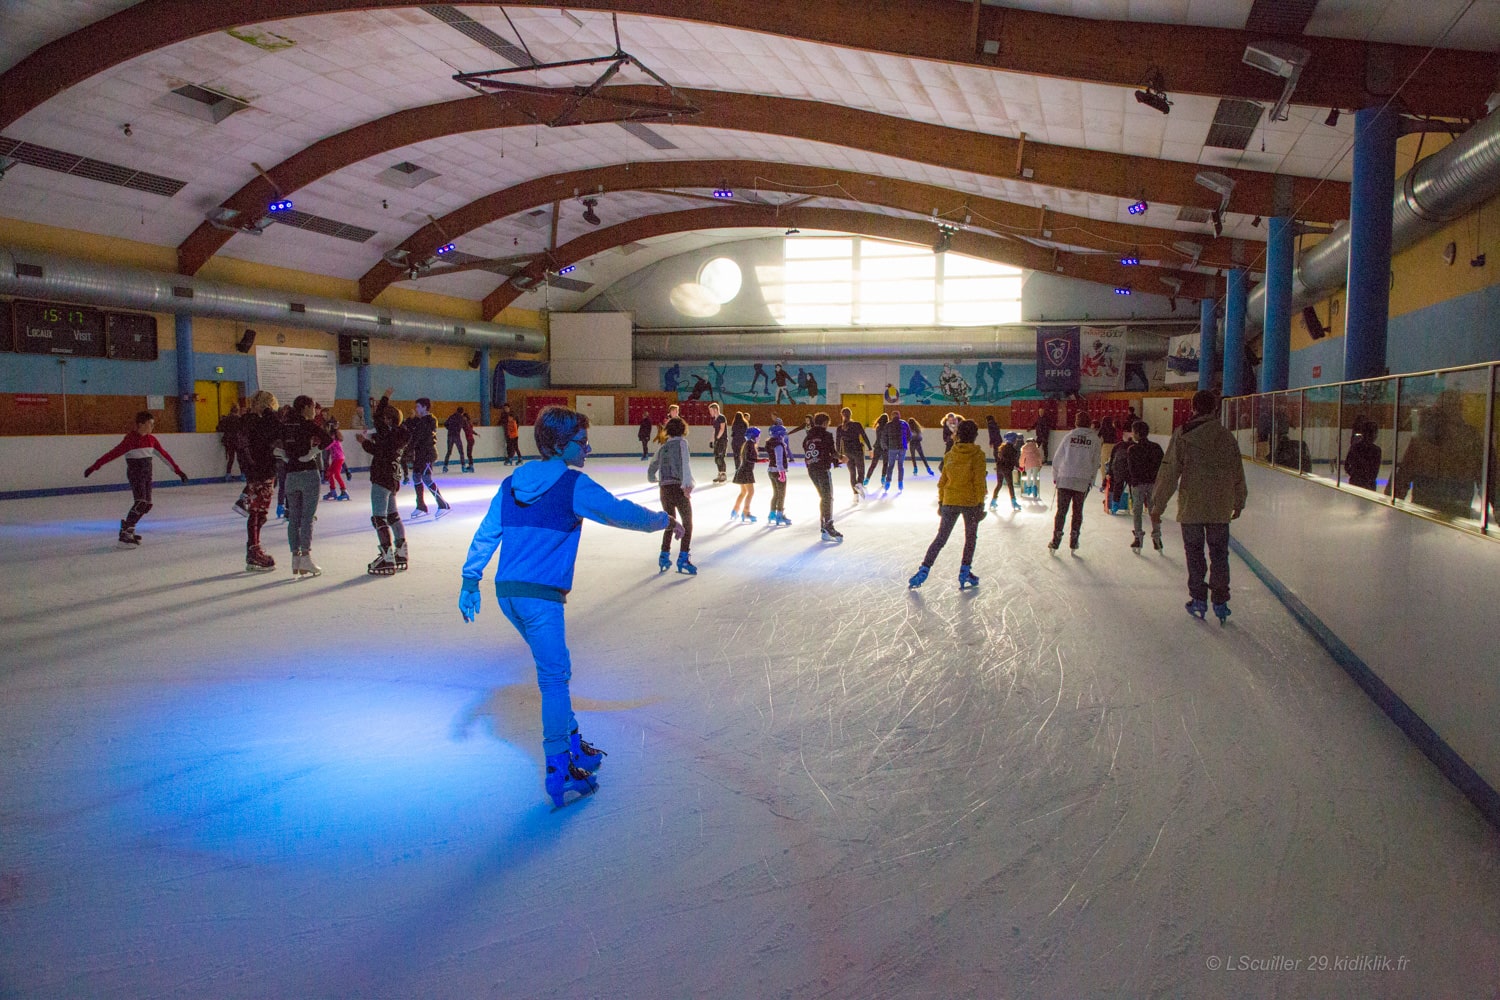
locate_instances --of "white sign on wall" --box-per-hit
[254,346,338,406]
[1165,334,1201,385]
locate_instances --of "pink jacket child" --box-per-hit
[323,428,349,499]
[1019,439,1045,497]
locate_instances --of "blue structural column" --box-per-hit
[356,362,371,427]
[478,346,491,426]
[1345,105,1399,381]
[1223,269,1248,397]
[1198,298,1217,392]
[1261,215,1294,391]
[174,313,195,432]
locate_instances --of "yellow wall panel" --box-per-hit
[0,216,175,271]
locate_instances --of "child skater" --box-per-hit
[731,426,761,522]
[84,410,189,545]
[1020,435,1044,499]
[907,418,987,590]
[763,419,792,525]
[647,416,696,574]
[322,418,349,501]
[357,391,411,575]
[991,432,1021,511]
[458,405,683,808]
[803,411,843,541]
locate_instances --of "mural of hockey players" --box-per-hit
[772,363,795,404]
[685,374,714,401]
[974,360,1006,401]
[803,369,820,400]
[938,363,972,406]
[708,361,727,402]
[749,362,770,395]
[662,363,683,393]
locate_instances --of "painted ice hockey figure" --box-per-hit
[937,363,971,405]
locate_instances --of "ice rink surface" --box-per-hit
[2,458,1498,999]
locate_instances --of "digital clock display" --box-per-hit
[12,300,107,357]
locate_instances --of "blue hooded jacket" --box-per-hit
[462,457,670,601]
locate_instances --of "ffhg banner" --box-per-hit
[1036,327,1080,394]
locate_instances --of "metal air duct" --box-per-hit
[1248,109,1500,327]
[0,247,546,354]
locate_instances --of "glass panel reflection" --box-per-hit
[1269,390,1310,473]
[1304,384,1339,484]
[1339,379,1394,494]
[1391,368,1488,530]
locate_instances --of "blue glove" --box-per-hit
[459,578,482,622]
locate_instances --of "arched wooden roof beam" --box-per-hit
[2,0,1491,131]
[479,205,1219,318]
[360,159,1242,303]
[177,87,1350,275]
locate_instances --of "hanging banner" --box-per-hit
[1165,333,1201,385]
[1036,327,1080,394]
[1078,326,1126,391]
[896,360,1037,405]
[255,346,338,406]
[658,361,826,404]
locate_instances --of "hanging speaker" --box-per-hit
[234,328,257,353]
[1301,306,1327,340]
[468,351,482,369]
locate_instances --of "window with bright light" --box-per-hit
[778,235,1021,326]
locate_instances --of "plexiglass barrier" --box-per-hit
[1226,362,1498,535]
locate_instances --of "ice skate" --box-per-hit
[989,497,999,510]
[1213,602,1231,626]
[435,495,451,512]
[1047,534,1061,553]
[232,496,249,518]
[1131,533,1143,553]
[367,548,397,576]
[958,565,979,589]
[1011,500,1022,511]
[337,490,349,501]
[293,550,322,578]
[245,547,275,572]
[394,541,408,571]
[676,552,697,575]
[658,551,671,573]
[1152,533,1164,553]
[274,502,285,520]
[742,512,757,523]
[412,504,429,518]
[1070,534,1080,552]
[570,732,607,771]
[118,520,141,546]
[777,512,792,526]
[820,522,843,542]
[908,565,929,589]
[322,490,337,501]
[545,751,597,809]
[1186,599,1208,620]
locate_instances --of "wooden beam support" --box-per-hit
[357,159,1241,303]
[480,205,1215,318]
[179,88,1325,276]
[3,0,1492,132]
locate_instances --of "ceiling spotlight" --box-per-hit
[581,198,600,226]
[1243,41,1310,122]
[1128,200,1149,216]
[558,264,576,274]
[933,223,959,254]
[1133,70,1172,115]
[268,199,293,213]
[1324,108,1341,128]
[1119,256,1139,266]
[121,123,132,137]
[711,187,734,199]
[435,243,456,255]
[1113,286,1132,295]
[784,227,800,236]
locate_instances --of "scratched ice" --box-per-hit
[1,462,1497,998]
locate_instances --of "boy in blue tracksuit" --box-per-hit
[459,406,683,807]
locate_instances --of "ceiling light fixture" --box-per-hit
[1243,41,1311,123]
[435,243,456,255]
[581,198,600,226]
[1133,70,1172,115]
[268,199,293,213]
[711,186,734,199]
[933,224,959,254]
[784,227,800,236]
[1113,286,1132,295]
[1119,256,1139,266]
[1128,200,1149,216]
[559,264,576,274]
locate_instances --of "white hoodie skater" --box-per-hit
[1050,425,1102,494]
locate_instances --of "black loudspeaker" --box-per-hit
[1302,306,1327,340]
[468,351,482,369]
[338,333,370,365]
[235,328,257,353]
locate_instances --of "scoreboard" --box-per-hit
[4,300,157,360]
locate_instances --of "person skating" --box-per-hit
[1123,419,1164,552]
[730,411,749,468]
[443,407,467,472]
[730,427,761,522]
[991,432,1021,510]
[459,406,683,807]
[803,412,842,541]
[877,410,908,492]
[864,413,888,488]
[1047,412,1101,553]
[83,410,189,545]
[636,414,653,460]
[404,398,449,516]
[908,418,986,589]
[708,402,729,483]
[907,417,935,476]
[837,407,870,501]
[279,395,334,577]
[1149,390,1247,624]
[461,409,478,472]
[358,391,412,575]
[763,419,792,525]
[648,416,697,573]
[237,390,282,571]
[216,403,241,481]
[322,418,349,501]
